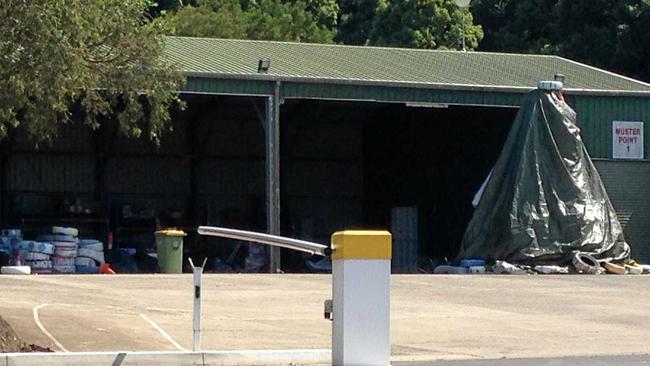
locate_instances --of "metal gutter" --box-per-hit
[184,71,650,97]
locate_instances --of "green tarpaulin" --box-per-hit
[459,89,630,264]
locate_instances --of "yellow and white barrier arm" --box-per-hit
[197,226,392,366]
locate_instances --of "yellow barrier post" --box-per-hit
[331,230,392,366]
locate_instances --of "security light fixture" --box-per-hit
[258,58,271,73]
[554,73,566,83]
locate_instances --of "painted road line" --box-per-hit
[139,313,187,351]
[32,304,70,352]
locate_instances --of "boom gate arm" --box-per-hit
[197,226,391,366]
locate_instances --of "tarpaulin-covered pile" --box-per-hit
[458,89,630,264]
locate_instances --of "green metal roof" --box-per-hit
[164,36,650,94]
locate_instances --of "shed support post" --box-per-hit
[331,231,392,366]
[265,82,282,273]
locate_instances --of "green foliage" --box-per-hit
[336,0,383,45]
[247,0,334,42]
[0,0,184,143]
[472,0,650,82]
[159,0,334,43]
[471,0,555,53]
[616,0,650,81]
[304,0,340,29]
[368,0,484,50]
[162,0,248,38]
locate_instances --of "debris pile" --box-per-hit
[435,252,650,275]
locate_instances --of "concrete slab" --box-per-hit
[3,350,330,366]
[5,352,203,366]
[0,274,649,362]
[202,349,330,365]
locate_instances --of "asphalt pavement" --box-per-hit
[0,274,648,363]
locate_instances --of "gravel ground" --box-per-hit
[0,315,52,353]
[0,315,25,352]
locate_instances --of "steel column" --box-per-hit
[266,82,282,272]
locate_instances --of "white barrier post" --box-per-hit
[189,258,207,352]
[331,231,392,366]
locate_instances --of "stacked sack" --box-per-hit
[76,239,105,273]
[0,229,21,258]
[19,241,55,273]
[38,226,79,274]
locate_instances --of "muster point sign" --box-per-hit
[612,121,644,159]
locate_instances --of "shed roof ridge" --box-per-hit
[165,36,558,59]
[551,55,650,88]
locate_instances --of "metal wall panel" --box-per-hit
[595,160,650,263]
[199,118,264,158]
[571,95,650,159]
[285,196,363,244]
[10,123,95,153]
[391,207,419,273]
[197,160,264,195]
[284,161,363,197]
[282,82,526,107]
[184,77,274,96]
[7,155,95,192]
[111,119,189,156]
[105,157,190,194]
[283,113,364,160]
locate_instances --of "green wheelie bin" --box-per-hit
[154,229,186,273]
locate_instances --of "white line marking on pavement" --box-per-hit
[32,304,70,352]
[146,307,190,313]
[139,313,187,351]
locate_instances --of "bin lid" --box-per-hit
[154,229,187,236]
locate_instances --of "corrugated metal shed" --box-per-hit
[165,37,650,93]
[167,36,650,159]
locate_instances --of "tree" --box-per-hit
[0,0,184,143]
[161,0,249,38]
[369,0,484,50]
[160,0,334,43]
[247,0,334,42]
[336,0,384,45]
[471,0,650,82]
[471,0,556,53]
[304,0,340,30]
[615,0,650,81]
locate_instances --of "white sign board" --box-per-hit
[612,121,644,159]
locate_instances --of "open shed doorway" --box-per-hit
[280,99,517,271]
[363,103,517,263]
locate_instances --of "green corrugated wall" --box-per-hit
[595,160,650,263]
[568,95,650,160]
[183,79,650,162]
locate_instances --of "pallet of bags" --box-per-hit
[1,229,22,259]
[37,226,80,273]
[75,239,105,273]
[18,241,54,274]
[51,242,78,273]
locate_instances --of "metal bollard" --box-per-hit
[188,258,207,352]
[331,231,392,366]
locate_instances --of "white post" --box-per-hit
[189,258,207,352]
[331,231,392,366]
